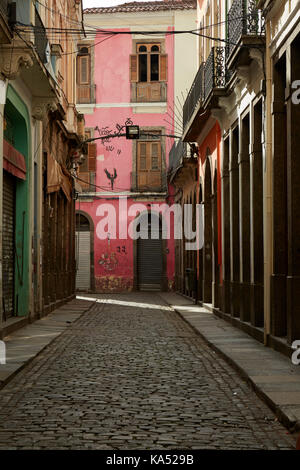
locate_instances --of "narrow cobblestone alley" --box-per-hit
[0,293,296,450]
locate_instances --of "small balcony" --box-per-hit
[183,47,229,140]
[226,0,265,69]
[168,141,197,187]
[131,82,167,103]
[168,141,188,181]
[76,84,96,104]
[203,47,227,103]
[183,63,204,132]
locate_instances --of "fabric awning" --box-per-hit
[3,140,26,180]
[47,153,72,202]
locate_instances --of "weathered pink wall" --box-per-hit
[77,27,175,292]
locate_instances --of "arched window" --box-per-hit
[130,43,167,84]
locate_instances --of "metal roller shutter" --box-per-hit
[137,236,163,291]
[2,171,16,319]
[75,231,91,291]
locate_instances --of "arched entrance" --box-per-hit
[75,212,93,291]
[135,211,164,291]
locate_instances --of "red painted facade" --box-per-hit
[76,22,177,292]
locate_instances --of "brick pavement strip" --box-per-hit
[0,293,297,449]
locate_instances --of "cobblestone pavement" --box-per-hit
[0,293,296,450]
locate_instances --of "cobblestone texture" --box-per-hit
[0,293,296,449]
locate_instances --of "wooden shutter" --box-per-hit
[151,142,160,169]
[160,54,168,82]
[88,142,97,172]
[77,55,91,103]
[139,143,147,170]
[149,142,161,188]
[78,171,90,192]
[130,54,138,82]
[77,55,90,84]
[137,140,161,190]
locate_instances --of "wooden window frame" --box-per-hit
[78,128,96,192]
[76,45,95,104]
[135,130,166,191]
[130,42,167,84]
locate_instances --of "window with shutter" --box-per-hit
[139,143,147,170]
[78,131,96,193]
[78,171,90,192]
[151,142,159,170]
[137,136,162,190]
[76,47,92,104]
[131,42,167,103]
[88,142,97,172]
[130,55,138,82]
[159,54,168,82]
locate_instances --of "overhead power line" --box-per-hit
[32,0,250,36]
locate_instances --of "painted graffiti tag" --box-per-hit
[98,252,119,271]
[117,246,127,254]
[95,118,134,157]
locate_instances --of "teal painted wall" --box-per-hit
[5,85,31,317]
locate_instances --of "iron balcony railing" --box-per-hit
[34,5,48,63]
[183,63,204,131]
[204,47,227,102]
[183,47,228,131]
[168,140,188,175]
[227,0,265,61]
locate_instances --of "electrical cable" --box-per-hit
[30,0,250,35]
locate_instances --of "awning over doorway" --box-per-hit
[3,139,26,180]
[47,152,72,202]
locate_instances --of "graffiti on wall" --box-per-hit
[98,252,119,271]
[104,168,117,190]
[95,117,134,156]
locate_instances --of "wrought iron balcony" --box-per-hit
[227,0,265,64]
[183,47,229,136]
[168,141,188,177]
[183,63,204,131]
[204,47,227,102]
[34,5,48,63]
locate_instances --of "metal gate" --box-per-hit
[75,231,91,291]
[137,214,163,291]
[2,170,16,319]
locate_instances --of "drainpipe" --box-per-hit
[263,19,272,346]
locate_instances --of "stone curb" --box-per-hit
[159,292,300,436]
[0,298,94,391]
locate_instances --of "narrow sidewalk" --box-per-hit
[160,292,300,434]
[0,298,93,390]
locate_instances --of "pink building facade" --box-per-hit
[75,1,197,293]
